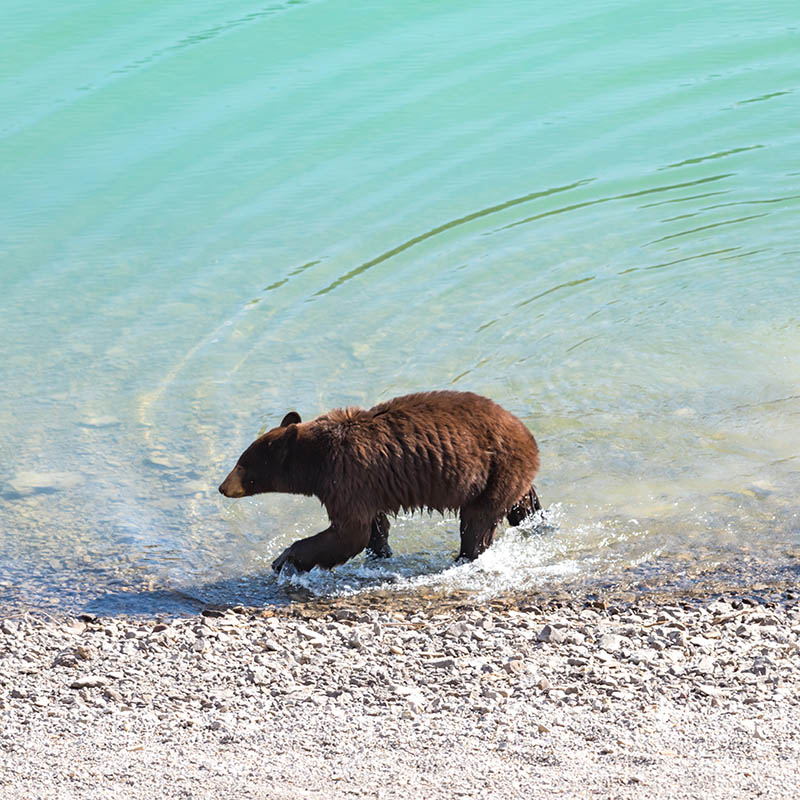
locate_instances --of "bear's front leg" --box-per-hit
[272,522,371,573]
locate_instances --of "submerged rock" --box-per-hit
[8,471,82,496]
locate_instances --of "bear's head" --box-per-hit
[218,411,301,498]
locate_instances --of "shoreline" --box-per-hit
[1,583,798,799]
[3,546,797,621]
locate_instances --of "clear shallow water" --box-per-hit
[1,0,798,615]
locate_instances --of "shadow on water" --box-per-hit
[79,577,302,618]
[77,553,800,620]
[79,561,448,618]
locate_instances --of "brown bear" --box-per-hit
[218,391,541,573]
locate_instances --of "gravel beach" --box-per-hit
[1,585,799,800]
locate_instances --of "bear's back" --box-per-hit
[309,392,538,521]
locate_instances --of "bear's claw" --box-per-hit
[272,546,294,573]
[365,543,393,560]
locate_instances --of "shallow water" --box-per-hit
[1,0,799,615]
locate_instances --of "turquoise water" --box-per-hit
[1,0,798,614]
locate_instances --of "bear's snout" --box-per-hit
[219,465,246,498]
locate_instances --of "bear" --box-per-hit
[218,391,541,573]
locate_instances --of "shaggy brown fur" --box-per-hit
[218,391,541,573]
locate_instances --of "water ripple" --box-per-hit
[500,174,734,232]
[659,145,765,170]
[313,180,594,297]
[113,1,314,79]
[644,212,769,246]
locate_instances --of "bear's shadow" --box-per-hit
[80,572,319,618]
[79,555,442,618]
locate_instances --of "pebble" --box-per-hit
[427,658,456,670]
[70,676,108,690]
[537,624,566,644]
[598,633,625,652]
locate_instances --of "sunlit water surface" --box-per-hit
[1,0,798,615]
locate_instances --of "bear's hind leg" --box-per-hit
[366,512,392,559]
[506,486,542,526]
[272,522,371,573]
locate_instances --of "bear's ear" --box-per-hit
[280,411,301,427]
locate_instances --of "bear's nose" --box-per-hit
[219,467,245,498]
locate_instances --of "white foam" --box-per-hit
[267,505,589,600]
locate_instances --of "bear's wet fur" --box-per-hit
[218,391,541,573]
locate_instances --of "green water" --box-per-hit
[1,0,798,613]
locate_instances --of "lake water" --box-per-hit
[2,0,798,615]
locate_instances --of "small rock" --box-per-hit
[62,620,87,636]
[446,622,469,638]
[297,625,322,641]
[247,667,270,686]
[537,625,565,644]
[52,651,79,668]
[668,630,686,647]
[694,656,715,675]
[688,635,714,651]
[70,676,108,690]
[628,649,657,665]
[598,634,625,652]
[407,694,426,714]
